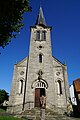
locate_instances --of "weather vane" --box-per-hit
[40,0,42,7]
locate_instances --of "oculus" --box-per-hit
[56,72,60,76]
[20,71,24,75]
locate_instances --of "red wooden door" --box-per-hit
[35,88,40,107]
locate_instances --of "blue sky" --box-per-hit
[0,0,80,94]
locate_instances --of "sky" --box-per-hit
[0,0,80,94]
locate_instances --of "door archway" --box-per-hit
[35,88,46,107]
[31,78,48,108]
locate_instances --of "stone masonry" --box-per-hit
[7,6,69,114]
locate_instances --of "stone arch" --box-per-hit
[56,78,63,95]
[18,77,24,82]
[31,79,48,89]
[42,30,46,40]
[36,30,40,40]
[18,78,24,94]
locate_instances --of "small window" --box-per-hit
[20,80,23,94]
[42,31,46,40]
[39,54,42,63]
[36,31,40,40]
[57,80,62,95]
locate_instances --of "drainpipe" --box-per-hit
[22,56,29,110]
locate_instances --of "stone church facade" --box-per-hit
[8,6,69,114]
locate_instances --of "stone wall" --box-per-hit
[7,25,69,114]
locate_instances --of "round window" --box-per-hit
[56,72,60,76]
[20,71,24,75]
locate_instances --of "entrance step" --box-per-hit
[17,108,64,120]
[19,108,41,120]
[16,108,80,120]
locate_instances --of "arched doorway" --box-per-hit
[35,88,46,107]
[31,78,48,108]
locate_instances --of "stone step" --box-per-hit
[21,110,40,115]
[21,108,59,115]
[21,114,80,120]
[18,108,80,120]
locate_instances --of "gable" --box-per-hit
[52,56,65,67]
[16,56,28,67]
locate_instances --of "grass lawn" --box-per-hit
[0,108,28,120]
[0,116,24,120]
[0,108,26,120]
[0,108,5,112]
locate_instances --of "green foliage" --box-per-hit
[0,116,24,120]
[0,0,31,48]
[0,108,5,112]
[0,89,9,104]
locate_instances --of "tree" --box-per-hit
[0,0,31,48]
[0,89,9,105]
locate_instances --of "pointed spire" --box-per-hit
[35,6,46,26]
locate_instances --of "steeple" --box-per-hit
[35,6,46,26]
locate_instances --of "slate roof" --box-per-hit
[35,6,46,26]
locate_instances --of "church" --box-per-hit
[8,6,69,114]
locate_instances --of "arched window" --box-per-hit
[36,31,40,40]
[20,80,23,94]
[39,54,43,63]
[42,31,46,40]
[57,80,62,95]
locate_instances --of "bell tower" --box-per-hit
[25,6,55,108]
